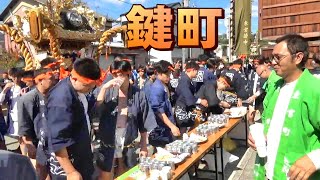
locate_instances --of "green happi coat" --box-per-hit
[254,69,320,179]
[262,70,281,93]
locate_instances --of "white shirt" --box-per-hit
[77,93,91,136]
[266,80,297,179]
[0,85,21,136]
[252,72,259,107]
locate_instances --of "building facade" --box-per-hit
[258,0,320,57]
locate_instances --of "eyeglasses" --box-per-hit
[272,54,290,64]
[272,52,302,64]
[258,70,265,76]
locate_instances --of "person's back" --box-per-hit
[175,73,197,108]
[196,81,222,114]
[222,67,249,100]
[192,54,216,92]
[0,150,37,180]
[46,58,100,180]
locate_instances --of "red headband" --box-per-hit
[168,65,175,72]
[239,55,247,59]
[186,68,195,72]
[59,67,70,80]
[218,77,230,88]
[110,69,131,75]
[44,62,59,69]
[199,61,206,65]
[96,69,107,86]
[70,69,97,85]
[21,77,34,82]
[232,64,242,69]
[34,71,53,83]
[122,58,132,62]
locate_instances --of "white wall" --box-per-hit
[149,48,172,63]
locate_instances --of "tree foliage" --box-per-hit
[0,49,20,71]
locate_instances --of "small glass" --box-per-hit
[146,157,152,163]
[139,156,146,164]
[166,161,175,171]
[143,164,151,177]
[191,143,198,153]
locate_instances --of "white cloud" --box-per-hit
[101,0,124,5]
[252,0,259,17]
[252,4,258,17]
[130,0,146,3]
[224,6,230,18]
[218,20,223,25]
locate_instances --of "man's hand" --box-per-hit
[67,171,82,180]
[170,125,181,137]
[200,99,208,107]
[25,143,37,159]
[247,95,257,104]
[237,98,243,107]
[219,101,231,108]
[247,106,256,124]
[102,78,123,89]
[139,145,148,158]
[288,155,316,180]
[248,133,256,151]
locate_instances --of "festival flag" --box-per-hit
[234,0,251,55]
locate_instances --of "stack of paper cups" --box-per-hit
[249,123,267,158]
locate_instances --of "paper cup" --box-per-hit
[249,123,267,157]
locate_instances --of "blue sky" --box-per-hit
[0,0,258,34]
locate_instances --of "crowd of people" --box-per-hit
[0,33,320,180]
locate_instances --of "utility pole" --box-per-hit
[182,0,189,66]
[229,0,235,62]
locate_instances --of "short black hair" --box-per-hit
[114,54,125,60]
[34,68,51,77]
[207,58,221,69]
[173,59,182,64]
[220,75,232,87]
[40,57,57,68]
[22,70,34,78]
[185,61,200,70]
[146,67,155,76]
[73,58,101,80]
[110,60,132,74]
[198,54,209,62]
[8,68,22,78]
[233,59,243,65]
[154,60,172,74]
[137,65,146,72]
[313,53,320,65]
[275,33,309,68]
[253,56,266,65]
